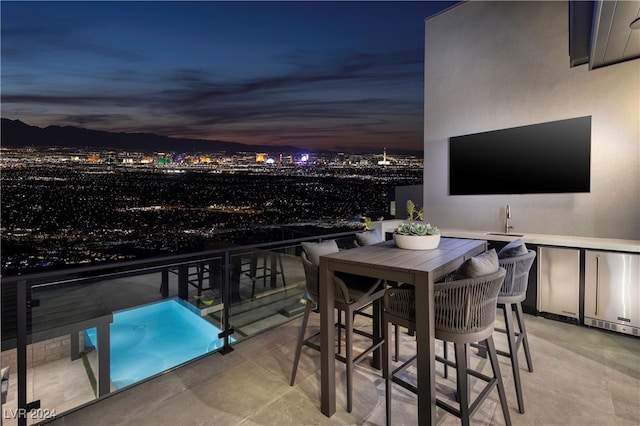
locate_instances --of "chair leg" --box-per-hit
[486,336,512,426]
[250,255,258,298]
[394,324,400,362]
[454,343,470,426]
[383,317,393,426]
[290,303,312,386]
[197,264,204,296]
[443,341,449,379]
[504,303,525,414]
[337,310,343,355]
[372,298,383,370]
[516,302,534,372]
[345,307,354,413]
[278,255,287,291]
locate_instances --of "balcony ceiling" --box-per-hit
[591,0,640,69]
[570,0,640,69]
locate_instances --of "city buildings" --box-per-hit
[0,146,423,275]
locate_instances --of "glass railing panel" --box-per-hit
[165,257,229,353]
[164,257,224,311]
[25,258,231,419]
[1,279,41,426]
[28,279,105,424]
[227,245,306,340]
[1,229,362,423]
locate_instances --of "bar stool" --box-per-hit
[244,250,287,298]
[495,247,536,414]
[290,240,386,413]
[382,267,511,426]
[354,229,402,361]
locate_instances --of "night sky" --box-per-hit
[1,1,457,152]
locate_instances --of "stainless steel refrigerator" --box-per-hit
[584,250,640,337]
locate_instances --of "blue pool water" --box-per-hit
[85,298,231,389]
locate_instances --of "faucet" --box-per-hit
[505,204,513,234]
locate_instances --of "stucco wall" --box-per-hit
[423,1,640,240]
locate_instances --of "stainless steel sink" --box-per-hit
[486,232,525,237]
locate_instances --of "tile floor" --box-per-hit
[5,310,640,426]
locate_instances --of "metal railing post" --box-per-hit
[160,268,169,297]
[219,251,234,354]
[178,265,188,300]
[16,280,27,426]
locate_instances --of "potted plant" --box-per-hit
[393,200,440,250]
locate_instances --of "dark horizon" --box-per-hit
[1,117,424,156]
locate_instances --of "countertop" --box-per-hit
[441,228,640,253]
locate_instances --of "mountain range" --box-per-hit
[0,118,306,154]
[1,118,423,156]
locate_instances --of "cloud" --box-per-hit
[1,1,437,152]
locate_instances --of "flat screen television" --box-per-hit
[449,116,591,195]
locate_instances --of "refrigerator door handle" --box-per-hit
[595,255,599,317]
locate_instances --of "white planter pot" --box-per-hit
[393,233,441,250]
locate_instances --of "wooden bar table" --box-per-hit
[318,237,487,423]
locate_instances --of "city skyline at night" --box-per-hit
[1,1,457,153]
[0,145,423,274]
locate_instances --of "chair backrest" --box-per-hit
[384,268,506,343]
[354,229,383,248]
[301,250,321,302]
[383,285,416,331]
[434,267,506,343]
[498,249,536,300]
[300,240,341,302]
[300,249,353,304]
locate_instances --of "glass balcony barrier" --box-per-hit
[0,230,360,426]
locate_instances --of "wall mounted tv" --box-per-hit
[449,116,591,195]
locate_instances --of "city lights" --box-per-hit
[0,146,423,275]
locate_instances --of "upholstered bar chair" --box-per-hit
[290,240,386,413]
[354,229,403,361]
[382,263,511,426]
[494,241,536,414]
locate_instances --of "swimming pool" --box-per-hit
[85,298,231,389]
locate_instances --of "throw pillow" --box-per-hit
[356,229,383,246]
[498,239,528,259]
[454,248,499,279]
[301,240,339,266]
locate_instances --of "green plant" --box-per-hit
[362,216,384,231]
[406,199,424,221]
[395,199,438,235]
[394,222,439,236]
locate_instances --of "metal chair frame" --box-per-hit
[382,268,512,426]
[494,249,536,413]
[290,250,386,413]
